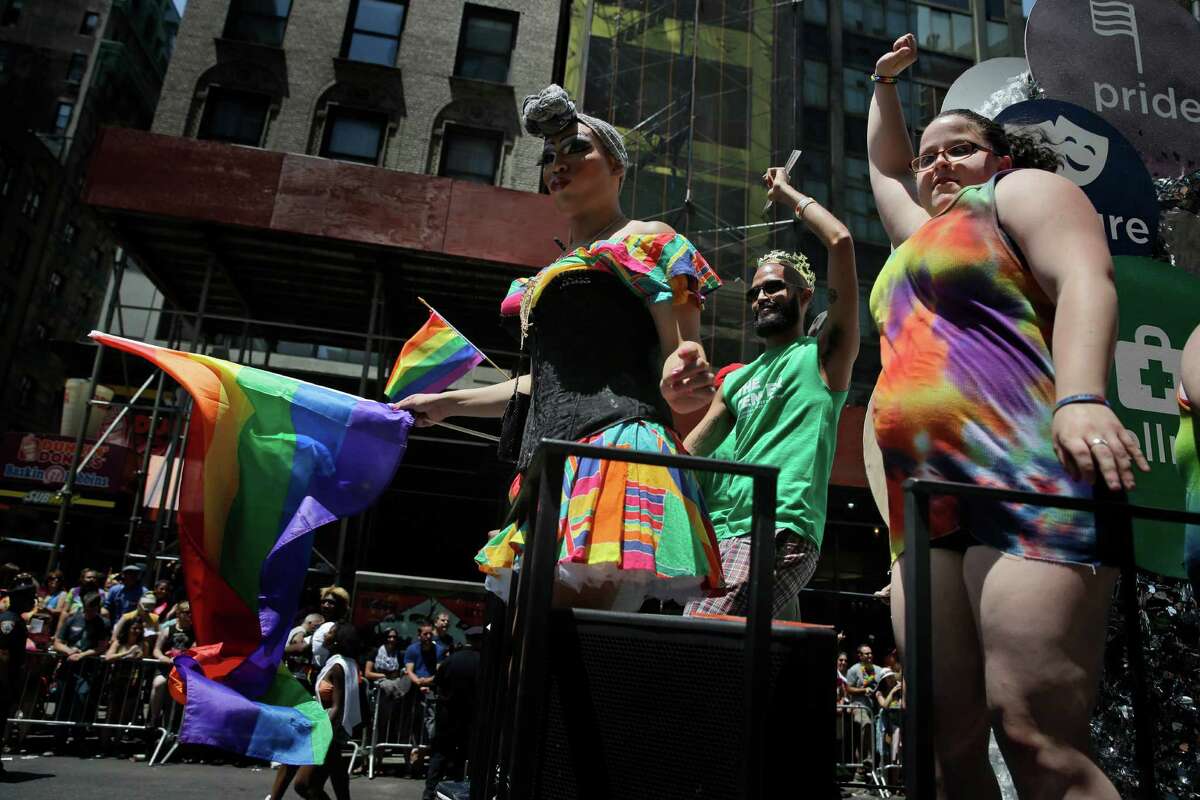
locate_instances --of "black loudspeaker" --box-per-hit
[532,608,838,800]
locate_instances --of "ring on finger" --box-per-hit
[1088,436,1109,448]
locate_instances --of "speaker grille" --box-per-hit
[533,611,836,800]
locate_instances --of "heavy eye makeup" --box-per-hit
[537,136,594,166]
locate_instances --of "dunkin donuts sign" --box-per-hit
[0,432,134,492]
[1027,0,1200,177]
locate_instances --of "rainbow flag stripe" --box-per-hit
[91,332,412,764]
[385,312,484,401]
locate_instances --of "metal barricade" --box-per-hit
[834,702,904,797]
[364,680,428,779]
[3,651,175,762]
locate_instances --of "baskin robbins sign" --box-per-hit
[1027,0,1200,178]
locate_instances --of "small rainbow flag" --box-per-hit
[90,332,412,764]
[384,311,484,401]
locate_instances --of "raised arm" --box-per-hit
[995,169,1149,490]
[867,33,929,246]
[393,375,531,427]
[764,167,859,391]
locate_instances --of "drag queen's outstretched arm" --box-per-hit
[394,375,531,427]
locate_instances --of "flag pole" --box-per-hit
[417,296,508,375]
[433,421,500,442]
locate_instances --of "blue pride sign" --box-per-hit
[996,99,1157,257]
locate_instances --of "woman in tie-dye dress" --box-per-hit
[867,35,1149,798]
[398,86,723,610]
[1179,325,1200,595]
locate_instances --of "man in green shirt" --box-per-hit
[682,165,858,619]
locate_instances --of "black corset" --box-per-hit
[514,270,670,472]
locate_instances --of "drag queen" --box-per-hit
[398,85,722,610]
[867,34,1148,798]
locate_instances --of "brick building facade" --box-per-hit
[152,0,565,191]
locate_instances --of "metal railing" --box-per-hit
[836,701,904,797]
[902,478,1200,800]
[4,650,180,764]
[475,439,782,800]
[363,679,430,778]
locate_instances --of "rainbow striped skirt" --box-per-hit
[475,419,724,608]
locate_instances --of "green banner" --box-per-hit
[1108,256,1199,578]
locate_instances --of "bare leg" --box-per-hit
[271,764,299,799]
[964,547,1118,800]
[891,550,999,800]
[293,763,330,800]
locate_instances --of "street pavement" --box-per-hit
[1,754,887,798]
[0,754,428,799]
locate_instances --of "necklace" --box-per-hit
[520,210,628,342]
[567,211,628,251]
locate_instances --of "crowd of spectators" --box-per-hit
[268,589,482,800]
[836,641,904,782]
[0,558,191,758]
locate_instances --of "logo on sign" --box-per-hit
[1089,0,1142,74]
[1115,325,1180,416]
[1032,116,1109,187]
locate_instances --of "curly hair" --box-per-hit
[935,109,1062,172]
[757,249,815,289]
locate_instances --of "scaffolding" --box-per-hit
[44,254,410,585]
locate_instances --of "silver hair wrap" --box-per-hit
[521,84,629,167]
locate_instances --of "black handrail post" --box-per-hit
[506,443,566,797]
[1095,482,1158,800]
[742,471,777,798]
[902,480,935,799]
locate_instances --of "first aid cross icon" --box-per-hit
[1139,359,1175,400]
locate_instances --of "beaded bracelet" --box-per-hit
[870,73,899,84]
[1054,393,1109,413]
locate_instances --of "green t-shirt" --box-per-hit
[702,337,847,545]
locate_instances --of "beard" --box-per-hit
[753,293,801,337]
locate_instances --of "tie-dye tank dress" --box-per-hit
[868,172,1095,565]
[1175,384,1199,590]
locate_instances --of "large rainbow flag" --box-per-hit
[384,311,484,401]
[91,332,412,764]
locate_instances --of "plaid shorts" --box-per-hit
[684,530,820,618]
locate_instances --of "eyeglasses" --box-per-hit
[745,279,789,304]
[910,141,993,173]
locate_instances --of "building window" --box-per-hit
[439,126,501,184]
[344,0,407,67]
[67,52,88,83]
[54,101,74,134]
[916,5,974,58]
[455,5,518,83]
[224,0,292,48]
[20,186,40,218]
[803,60,828,109]
[320,106,388,165]
[48,271,64,296]
[198,87,271,146]
[2,1,24,27]
[80,11,100,35]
